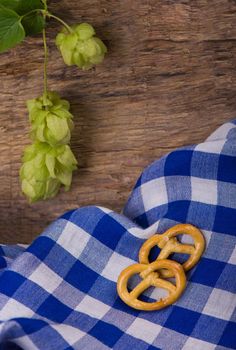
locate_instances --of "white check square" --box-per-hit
[195,140,225,155]
[191,177,217,205]
[0,299,34,320]
[29,262,62,294]
[182,337,215,350]
[101,252,134,282]
[141,177,168,211]
[129,220,160,239]
[127,318,162,343]
[203,288,235,320]
[206,122,235,142]
[76,295,110,319]
[57,221,90,258]
[51,324,85,344]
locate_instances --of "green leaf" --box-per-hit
[0,0,21,12]
[0,1,45,36]
[17,0,43,15]
[22,12,45,35]
[0,0,43,14]
[0,7,25,53]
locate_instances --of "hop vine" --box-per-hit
[0,0,107,202]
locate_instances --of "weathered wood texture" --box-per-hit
[0,0,236,243]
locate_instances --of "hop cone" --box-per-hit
[56,23,107,70]
[20,142,77,203]
[27,91,74,146]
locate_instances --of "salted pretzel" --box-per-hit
[117,259,186,311]
[139,224,205,278]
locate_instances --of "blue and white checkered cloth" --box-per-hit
[0,120,236,350]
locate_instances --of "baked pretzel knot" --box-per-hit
[117,259,186,311]
[117,224,205,311]
[139,224,205,278]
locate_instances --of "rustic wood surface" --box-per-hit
[0,0,236,243]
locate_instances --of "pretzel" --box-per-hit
[139,224,205,278]
[117,259,186,311]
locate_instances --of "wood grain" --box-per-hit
[0,0,235,243]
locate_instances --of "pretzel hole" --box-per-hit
[149,286,169,300]
[148,245,161,262]
[165,277,176,284]
[146,246,171,275]
[127,274,143,292]
[170,252,189,264]
[177,234,194,245]
[169,234,194,264]
[138,286,168,302]
[127,273,168,302]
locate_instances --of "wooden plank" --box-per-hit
[0,0,235,243]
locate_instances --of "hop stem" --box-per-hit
[41,0,48,11]
[42,0,48,105]
[42,27,48,104]
[46,13,73,33]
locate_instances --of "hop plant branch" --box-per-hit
[42,0,48,100]
[20,8,42,20]
[0,0,108,202]
[41,0,47,10]
[42,22,48,102]
[46,13,73,33]
[19,8,73,34]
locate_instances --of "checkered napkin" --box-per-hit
[0,120,236,350]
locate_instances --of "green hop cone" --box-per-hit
[56,23,107,70]
[20,142,77,202]
[27,91,74,146]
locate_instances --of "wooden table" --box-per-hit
[0,0,235,243]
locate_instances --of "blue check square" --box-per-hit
[0,271,26,297]
[219,322,236,349]
[164,306,200,335]
[164,150,193,176]
[189,258,226,287]
[89,320,123,347]
[37,295,73,322]
[65,260,99,293]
